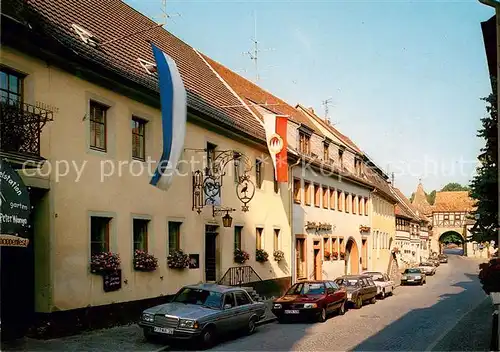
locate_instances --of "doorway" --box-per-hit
[204,225,219,282]
[295,237,306,280]
[361,239,368,271]
[345,238,360,275]
[313,241,322,280]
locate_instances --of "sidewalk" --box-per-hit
[1,300,276,351]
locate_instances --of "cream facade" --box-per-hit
[371,194,396,273]
[2,46,291,313]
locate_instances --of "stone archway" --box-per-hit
[345,238,360,275]
[439,230,465,255]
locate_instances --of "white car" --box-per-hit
[418,262,436,276]
[362,272,395,299]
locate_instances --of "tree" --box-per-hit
[409,192,415,203]
[427,190,436,205]
[440,183,470,192]
[469,79,498,243]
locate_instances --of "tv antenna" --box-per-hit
[152,0,180,26]
[322,98,333,122]
[243,11,275,83]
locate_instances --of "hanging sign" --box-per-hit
[0,159,31,247]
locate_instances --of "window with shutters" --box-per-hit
[168,221,181,253]
[133,218,149,251]
[256,227,263,250]
[234,226,243,250]
[330,188,336,210]
[304,181,311,206]
[322,186,329,209]
[337,190,343,211]
[345,193,350,213]
[293,178,301,203]
[314,184,320,207]
[273,229,280,251]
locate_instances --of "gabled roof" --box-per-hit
[202,55,322,135]
[15,0,265,140]
[392,187,420,221]
[432,191,476,212]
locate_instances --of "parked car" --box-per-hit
[428,257,440,267]
[334,275,378,309]
[272,280,347,323]
[401,268,426,285]
[418,262,436,276]
[438,254,448,263]
[138,283,266,348]
[362,271,395,298]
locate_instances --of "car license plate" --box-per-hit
[154,327,174,334]
[284,310,299,314]
[408,278,414,281]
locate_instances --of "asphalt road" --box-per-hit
[207,253,491,351]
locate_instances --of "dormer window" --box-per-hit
[71,24,100,47]
[299,132,310,155]
[138,58,157,75]
[338,148,344,168]
[323,142,329,161]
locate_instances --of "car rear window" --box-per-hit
[286,282,325,295]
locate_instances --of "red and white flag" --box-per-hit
[263,113,288,183]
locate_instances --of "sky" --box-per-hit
[125,0,494,197]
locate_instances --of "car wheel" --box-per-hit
[370,296,377,304]
[247,317,257,335]
[317,307,327,323]
[338,300,347,315]
[199,326,216,349]
[354,296,363,309]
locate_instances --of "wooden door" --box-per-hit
[313,241,322,280]
[205,225,218,282]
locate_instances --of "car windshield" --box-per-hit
[286,283,325,295]
[172,287,222,309]
[405,269,421,274]
[336,278,360,287]
[367,273,384,281]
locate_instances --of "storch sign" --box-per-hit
[0,159,31,247]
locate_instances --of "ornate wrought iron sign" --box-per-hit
[191,149,255,217]
[305,221,334,232]
[359,225,371,233]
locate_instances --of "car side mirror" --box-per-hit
[224,304,232,309]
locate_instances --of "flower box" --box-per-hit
[324,250,331,260]
[332,251,339,260]
[234,249,250,264]
[90,252,121,275]
[339,251,346,260]
[167,250,190,269]
[133,249,158,272]
[256,249,269,263]
[273,250,285,262]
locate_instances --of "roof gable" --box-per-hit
[432,191,475,212]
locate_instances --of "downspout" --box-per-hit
[289,157,302,285]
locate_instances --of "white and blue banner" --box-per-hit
[149,43,187,191]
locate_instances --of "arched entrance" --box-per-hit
[345,238,360,275]
[439,230,465,255]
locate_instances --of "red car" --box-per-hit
[271,280,347,323]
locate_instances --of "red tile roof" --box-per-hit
[411,182,432,216]
[22,0,265,140]
[432,191,476,212]
[392,187,421,221]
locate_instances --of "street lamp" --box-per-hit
[478,0,500,250]
[222,211,233,228]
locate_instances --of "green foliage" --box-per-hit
[440,183,470,192]
[469,78,498,243]
[440,232,463,244]
[427,190,436,205]
[409,192,415,203]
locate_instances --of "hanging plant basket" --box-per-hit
[234,249,250,264]
[273,250,285,262]
[133,249,159,272]
[90,252,121,275]
[256,249,269,263]
[167,250,190,269]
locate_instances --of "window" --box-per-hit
[299,132,310,155]
[323,237,330,260]
[89,101,108,151]
[256,227,263,250]
[206,142,217,174]
[0,68,23,104]
[444,214,449,220]
[338,148,344,167]
[256,159,263,189]
[273,229,280,251]
[354,158,362,175]
[365,198,369,216]
[223,293,236,308]
[455,214,461,220]
[234,291,251,306]
[359,197,364,216]
[330,188,336,210]
[323,143,329,161]
[332,238,337,254]
[293,178,301,203]
[314,184,320,207]
[304,181,311,206]
[168,221,181,253]
[90,216,111,255]
[322,187,329,209]
[352,195,357,215]
[131,117,146,160]
[337,190,343,211]
[234,226,243,250]
[133,218,149,251]
[345,193,350,213]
